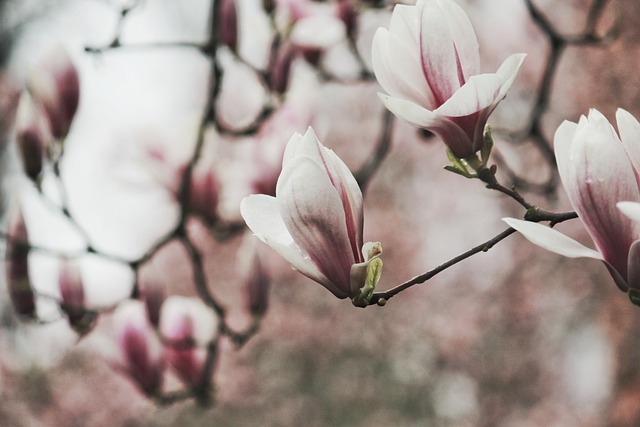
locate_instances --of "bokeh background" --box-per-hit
[1,0,640,426]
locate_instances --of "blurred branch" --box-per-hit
[503,0,618,195]
[355,109,393,191]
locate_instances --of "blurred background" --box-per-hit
[1,0,639,426]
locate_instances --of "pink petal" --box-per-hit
[419,0,479,105]
[240,194,332,291]
[277,157,357,298]
[563,119,640,279]
[378,94,473,157]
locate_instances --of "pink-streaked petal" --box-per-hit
[378,94,473,157]
[618,201,640,222]
[277,157,356,298]
[324,149,364,261]
[419,0,479,104]
[372,29,435,108]
[565,121,640,278]
[279,127,363,262]
[616,108,640,175]
[503,218,603,260]
[435,73,502,117]
[240,194,332,290]
[433,0,480,78]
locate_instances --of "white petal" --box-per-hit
[240,194,329,288]
[277,157,356,298]
[616,108,640,174]
[494,53,526,100]
[618,201,640,222]
[503,218,603,260]
[435,73,502,117]
[553,119,578,189]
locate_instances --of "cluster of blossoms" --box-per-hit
[3,0,636,408]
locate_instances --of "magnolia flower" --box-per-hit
[372,0,525,159]
[159,296,219,388]
[114,301,165,395]
[27,45,80,140]
[5,204,36,317]
[241,127,382,300]
[504,109,640,293]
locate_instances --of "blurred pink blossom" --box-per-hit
[372,0,525,158]
[27,45,80,140]
[5,203,36,318]
[505,109,640,293]
[241,127,380,299]
[159,296,219,388]
[114,301,165,395]
[14,92,49,181]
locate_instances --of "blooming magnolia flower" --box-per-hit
[372,0,525,159]
[504,109,640,293]
[240,127,381,300]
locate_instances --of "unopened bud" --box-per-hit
[5,205,36,318]
[137,263,167,327]
[217,0,239,52]
[244,255,270,316]
[268,41,297,95]
[59,257,95,334]
[14,93,49,181]
[337,0,358,39]
[115,301,164,395]
[28,45,80,139]
[189,168,220,225]
[159,296,219,387]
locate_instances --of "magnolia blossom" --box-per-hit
[27,45,80,140]
[505,109,640,293]
[372,0,525,158]
[159,296,219,387]
[241,127,381,299]
[114,301,165,395]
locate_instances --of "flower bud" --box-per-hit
[243,254,270,316]
[217,0,239,53]
[137,266,167,328]
[27,45,80,139]
[114,301,164,395]
[159,296,219,388]
[58,257,95,334]
[336,0,357,39]
[189,167,220,225]
[268,41,297,95]
[14,93,49,181]
[5,205,36,318]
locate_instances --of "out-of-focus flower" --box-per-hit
[137,264,167,327]
[290,14,346,65]
[5,204,36,318]
[14,93,50,181]
[505,109,640,295]
[27,45,80,140]
[58,257,95,334]
[242,249,271,316]
[188,164,220,225]
[217,0,239,52]
[241,127,382,300]
[372,0,525,159]
[267,41,298,95]
[336,0,358,39]
[114,301,164,395]
[159,296,219,388]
